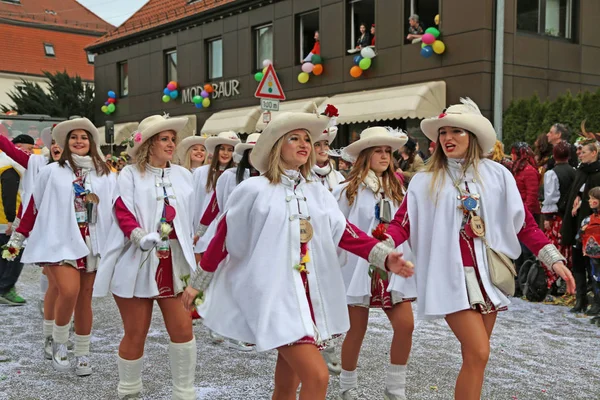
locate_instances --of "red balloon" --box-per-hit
[107,98,116,104]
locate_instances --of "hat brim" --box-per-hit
[250,113,331,173]
[176,136,206,164]
[52,118,103,155]
[127,117,188,157]
[420,114,497,154]
[314,127,338,144]
[204,137,241,156]
[344,136,408,159]
[235,143,255,156]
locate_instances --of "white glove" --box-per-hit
[139,232,161,251]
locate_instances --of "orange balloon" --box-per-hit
[350,66,363,78]
[204,84,214,93]
[169,81,178,88]
[313,64,324,76]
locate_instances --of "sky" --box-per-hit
[77,0,149,27]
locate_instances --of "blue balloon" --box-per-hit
[353,55,363,65]
[108,91,116,98]
[169,90,178,99]
[420,46,433,58]
[195,103,203,109]
[163,88,171,96]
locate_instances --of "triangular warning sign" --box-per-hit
[254,64,286,100]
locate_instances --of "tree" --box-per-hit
[1,71,95,123]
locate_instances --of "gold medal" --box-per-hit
[85,193,100,204]
[470,214,485,237]
[299,219,314,243]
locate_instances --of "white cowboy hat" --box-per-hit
[204,131,241,156]
[235,132,261,156]
[52,117,103,155]
[176,135,207,164]
[344,127,408,160]
[420,97,497,154]
[40,126,52,149]
[124,114,188,157]
[250,112,331,173]
[314,126,338,144]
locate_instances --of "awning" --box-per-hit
[255,97,329,131]
[201,106,261,135]
[328,81,446,124]
[98,122,138,146]
[178,114,197,139]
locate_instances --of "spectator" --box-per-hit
[370,24,376,46]
[427,141,436,159]
[546,123,578,169]
[561,142,600,313]
[398,137,424,184]
[303,31,320,62]
[337,158,352,178]
[355,23,371,49]
[407,14,424,43]
[11,135,34,154]
[578,186,600,321]
[512,142,541,217]
[488,140,512,170]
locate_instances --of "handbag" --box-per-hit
[484,239,517,296]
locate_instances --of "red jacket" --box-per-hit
[514,164,541,215]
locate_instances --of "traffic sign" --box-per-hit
[260,98,280,111]
[263,111,271,124]
[254,64,286,100]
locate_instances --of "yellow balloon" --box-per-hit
[263,67,268,74]
[432,40,445,54]
[298,72,310,84]
[434,14,440,25]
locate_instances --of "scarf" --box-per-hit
[313,163,341,189]
[363,170,383,196]
[72,154,97,171]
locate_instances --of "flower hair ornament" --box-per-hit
[385,127,408,140]
[317,104,339,128]
[121,130,142,148]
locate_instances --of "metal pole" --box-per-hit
[493,0,505,140]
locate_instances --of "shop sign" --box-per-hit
[182,80,240,103]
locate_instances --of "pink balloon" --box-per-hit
[422,33,435,45]
[167,83,176,91]
[301,62,314,74]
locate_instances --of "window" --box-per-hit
[87,52,95,64]
[347,0,375,50]
[44,43,55,57]
[119,61,128,97]
[517,0,574,39]
[254,24,273,71]
[207,38,223,80]
[296,10,320,64]
[165,49,178,84]
[404,0,439,43]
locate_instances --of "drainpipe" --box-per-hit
[493,0,505,140]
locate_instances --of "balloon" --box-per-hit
[195,103,203,109]
[204,84,214,93]
[353,55,363,65]
[262,59,272,68]
[107,103,116,113]
[167,83,176,92]
[107,97,116,104]
[313,64,324,76]
[202,98,211,108]
[254,72,264,82]
[169,90,178,99]
[298,72,310,84]
[425,27,440,38]
[350,66,363,78]
[420,46,434,58]
[359,58,372,70]
[311,54,322,65]
[163,88,171,95]
[422,33,435,45]
[302,63,314,73]
[432,40,446,54]
[421,42,429,49]
[201,90,209,98]
[101,105,108,113]
[162,95,171,103]
[107,91,116,98]
[192,95,202,104]
[169,81,178,89]
[434,14,440,25]
[360,47,376,59]
[104,101,109,106]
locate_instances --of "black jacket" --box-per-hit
[561,161,600,246]
[0,168,20,223]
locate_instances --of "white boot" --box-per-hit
[117,356,143,399]
[169,338,197,400]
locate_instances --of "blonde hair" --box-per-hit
[135,131,177,172]
[183,144,206,171]
[264,130,315,184]
[489,140,505,162]
[341,147,404,207]
[424,130,483,198]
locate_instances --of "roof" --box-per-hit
[89,0,236,49]
[0,23,96,80]
[0,0,114,33]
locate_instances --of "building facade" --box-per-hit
[88,0,600,147]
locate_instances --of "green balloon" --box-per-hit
[254,72,264,82]
[425,27,440,38]
[359,57,372,70]
[107,103,116,113]
[421,42,428,49]
[311,54,322,65]
[162,95,170,103]
[192,95,202,104]
[101,105,108,113]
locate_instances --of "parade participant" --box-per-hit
[93,114,197,400]
[382,99,575,400]
[334,127,416,400]
[312,125,344,191]
[176,135,207,172]
[6,118,115,376]
[182,110,414,400]
[192,131,240,255]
